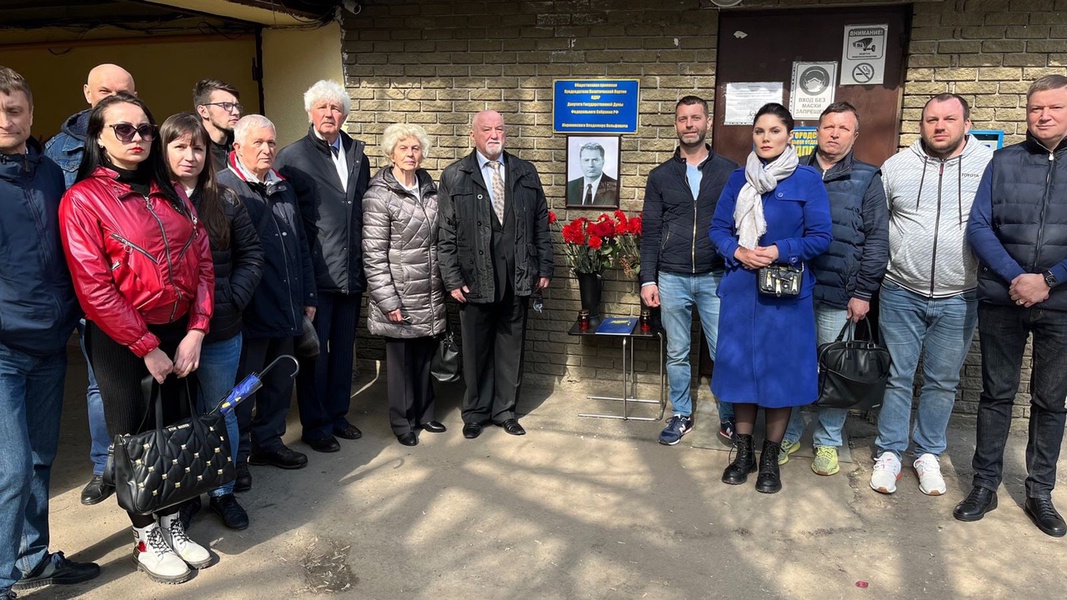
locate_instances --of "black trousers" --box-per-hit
[971,303,1067,499]
[458,291,529,425]
[384,336,437,435]
[236,336,296,462]
[86,320,187,525]
[296,291,361,441]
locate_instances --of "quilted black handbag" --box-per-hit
[431,329,461,383]
[105,376,235,515]
[815,320,892,410]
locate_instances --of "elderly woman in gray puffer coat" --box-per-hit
[362,123,448,447]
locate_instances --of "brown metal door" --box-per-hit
[711,6,910,167]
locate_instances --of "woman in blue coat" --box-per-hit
[709,103,832,494]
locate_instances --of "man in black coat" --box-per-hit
[276,80,370,453]
[219,114,317,478]
[194,79,242,172]
[438,110,554,439]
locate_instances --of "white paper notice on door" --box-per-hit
[840,24,888,86]
[790,62,838,120]
[724,82,784,126]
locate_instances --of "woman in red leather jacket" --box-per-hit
[59,93,215,585]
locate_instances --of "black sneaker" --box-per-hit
[234,463,252,492]
[718,419,735,445]
[80,474,114,506]
[210,493,250,530]
[249,445,308,470]
[658,415,693,445]
[12,551,100,591]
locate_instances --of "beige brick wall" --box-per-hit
[343,0,1066,415]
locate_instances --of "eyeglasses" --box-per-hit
[108,123,156,143]
[201,102,243,113]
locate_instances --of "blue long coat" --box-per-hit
[708,165,833,408]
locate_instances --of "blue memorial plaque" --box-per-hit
[554,79,640,134]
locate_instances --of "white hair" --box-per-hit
[233,114,275,145]
[381,123,432,160]
[303,80,351,115]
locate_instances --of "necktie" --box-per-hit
[584,183,593,205]
[330,145,339,157]
[488,161,506,223]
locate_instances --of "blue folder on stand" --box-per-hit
[595,317,638,335]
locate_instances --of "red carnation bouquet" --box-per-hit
[550,210,642,275]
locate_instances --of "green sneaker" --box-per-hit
[778,439,800,465]
[812,446,840,476]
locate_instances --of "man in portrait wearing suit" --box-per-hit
[567,142,617,206]
[438,110,554,439]
[276,80,370,455]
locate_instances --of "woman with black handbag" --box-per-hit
[708,103,833,494]
[362,123,447,446]
[59,94,216,584]
[162,112,264,531]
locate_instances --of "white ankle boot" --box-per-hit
[159,513,213,569]
[134,523,192,584]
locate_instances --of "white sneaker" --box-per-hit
[160,513,213,569]
[870,452,902,494]
[914,453,947,496]
[134,523,193,584]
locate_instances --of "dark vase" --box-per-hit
[575,270,603,327]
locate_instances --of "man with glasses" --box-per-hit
[194,79,242,171]
[44,62,136,508]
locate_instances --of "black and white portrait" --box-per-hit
[566,135,621,208]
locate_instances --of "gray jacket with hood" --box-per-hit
[881,134,994,298]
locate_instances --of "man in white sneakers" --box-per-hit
[870,93,993,496]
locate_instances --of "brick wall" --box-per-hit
[342,0,1067,415]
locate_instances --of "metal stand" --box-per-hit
[569,321,666,421]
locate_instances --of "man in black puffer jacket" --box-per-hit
[780,102,888,475]
[957,74,1067,537]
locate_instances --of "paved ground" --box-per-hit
[22,348,1067,599]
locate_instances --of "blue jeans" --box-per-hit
[874,281,977,459]
[77,320,109,476]
[0,343,67,593]
[971,303,1067,499]
[784,306,850,447]
[195,334,242,497]
[658,271,725,418]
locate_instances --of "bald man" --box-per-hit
[46,63,135,187]
[44,63,136,508]
[437,110,554,438]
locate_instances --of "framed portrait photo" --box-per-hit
[565,135,621,209]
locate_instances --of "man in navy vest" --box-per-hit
[956,75,1067,537]
[779,102,888,475]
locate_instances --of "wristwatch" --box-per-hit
[1043,270,1058,289]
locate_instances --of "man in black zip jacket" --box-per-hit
[639,96,738,446]
[956,75,1067,537]
[276,80,370,454]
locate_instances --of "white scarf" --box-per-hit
[734,145,799,249]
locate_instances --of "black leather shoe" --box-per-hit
[420,421,447,433]
[722,434,757,485]
[754,439,783,494]
[1024,497,1067,537]
[80,474,114,506]
[11,551,100,591]
[397,432,418,446]
[304,435,340,453]
[178,495,202,530]
[953,486,998,522]
[249,445,308,469]
[462,422,484,439]
[334,423,363,440]
[496,419,526,436]
[234,463,252,492]
[210,493,250,530]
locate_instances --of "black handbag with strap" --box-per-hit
[431,328,461,383]
[815,320,892,410]
[758,263,804,297]
[105,376,235,515]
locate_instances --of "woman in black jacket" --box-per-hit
[162,113,264,530]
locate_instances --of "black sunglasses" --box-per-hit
[108,123,156,143]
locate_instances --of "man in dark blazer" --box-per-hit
[276,80,370,454]
[566,142,617,206]
[438,110,554,439]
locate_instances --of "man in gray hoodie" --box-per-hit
[870,93,993,497]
